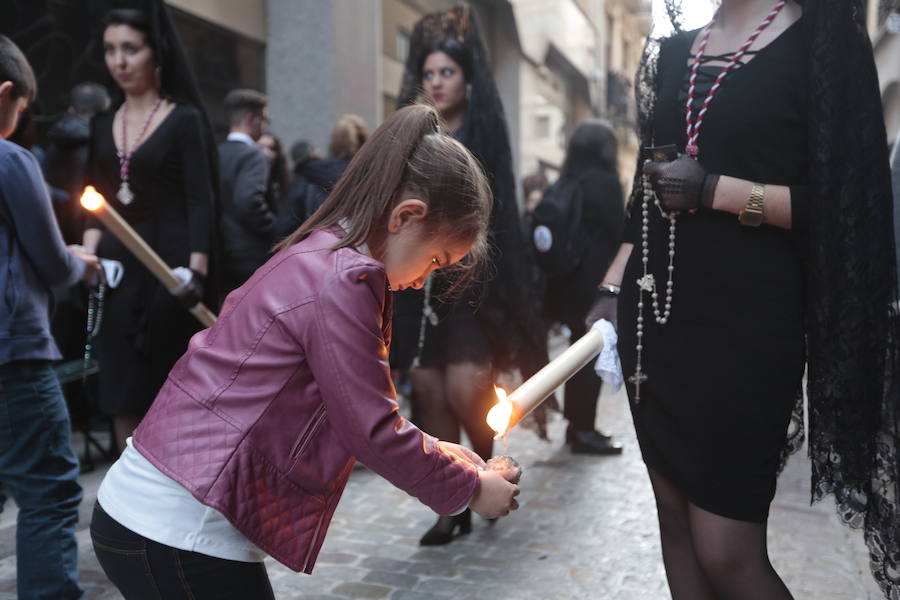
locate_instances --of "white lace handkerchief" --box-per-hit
[592,319,623,391]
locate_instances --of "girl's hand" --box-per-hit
[469,469,520,518]
[438,441,486,469]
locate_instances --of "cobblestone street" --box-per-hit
[0,377,883,600]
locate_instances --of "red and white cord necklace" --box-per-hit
[116,97,163,205]
[684,0,787,158]
[630,0,786,403]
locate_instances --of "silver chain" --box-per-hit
[410,274,439,369]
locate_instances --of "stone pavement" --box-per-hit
[0,384,884,599]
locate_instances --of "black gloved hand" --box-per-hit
[176,269,205,309]
[585,291,618,330]
[643,155,719,213]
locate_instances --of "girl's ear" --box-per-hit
[387,198,428,233]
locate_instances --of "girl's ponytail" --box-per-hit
[274,104,443,252]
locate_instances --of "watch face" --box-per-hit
[739,209,764,227]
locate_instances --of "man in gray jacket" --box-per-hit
[0,35,100,599]
[217,88,274,299]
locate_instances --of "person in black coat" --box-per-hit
[43,82,111,244]
[217,88,273,297]
[276,115,369,238]
[543,120,625,454]
[276,150,347,238]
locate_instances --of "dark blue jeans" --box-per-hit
[91,503,275,599]
[0,360,83,599]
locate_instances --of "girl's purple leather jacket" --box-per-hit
[133,228,478,572]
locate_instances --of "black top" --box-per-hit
[619,21,808,522]
[276,158,349,239]
[87,103,214,416]
[544,167,625,322]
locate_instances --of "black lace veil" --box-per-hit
[633,1,900,596]
[398,6,544,373]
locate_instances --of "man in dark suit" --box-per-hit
[218,88,274,299]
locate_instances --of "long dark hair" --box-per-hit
[275,104,492,294]
[560,119,618,177]
[261,132,289,208]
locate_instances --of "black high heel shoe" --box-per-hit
[419,509,472,546]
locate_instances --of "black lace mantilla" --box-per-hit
[632,1,900,596]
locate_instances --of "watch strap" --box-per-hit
[739,183,766,226]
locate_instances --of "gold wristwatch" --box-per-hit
[738,183,766,227]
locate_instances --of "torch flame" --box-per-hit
[80,186,106,211]
[487,386,514,439]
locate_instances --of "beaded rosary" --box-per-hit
[117,98,163,206]
[630,0,786,403]
[83,280,106,383]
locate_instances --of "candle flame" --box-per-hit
[80,186,106,211]
[487,386,514,439]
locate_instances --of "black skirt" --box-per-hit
[391,290,492,370]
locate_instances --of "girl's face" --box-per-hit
[377,199,472,292]
[422,51,467,116]
[103,24,158,96]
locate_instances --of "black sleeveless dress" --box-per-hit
[619,21,809,522]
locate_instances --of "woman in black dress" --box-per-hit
[83,5,217,451]
[587,0,900,597]
[393,6,545,545]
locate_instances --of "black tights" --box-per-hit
[647,468,793,600]
[409,361,495,461]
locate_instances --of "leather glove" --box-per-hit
[643,155,719,213]
[584,291,618,330]
[175,269,205,309]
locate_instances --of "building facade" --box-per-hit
[512,0,650,189]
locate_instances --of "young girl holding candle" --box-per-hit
[89,104,521,599]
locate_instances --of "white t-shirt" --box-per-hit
[97,437,267,563]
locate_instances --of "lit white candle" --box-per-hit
[80,186,217,328]
[488,328,605,437]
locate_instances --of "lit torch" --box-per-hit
[487,327,606,438]
[80,186,217,328]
